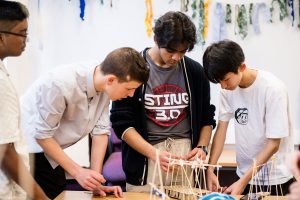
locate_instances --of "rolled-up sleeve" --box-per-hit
[91,102,111,136]
[34,83,66,139]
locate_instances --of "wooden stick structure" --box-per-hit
[150,149,170,200]
[248,156,283,199]
[149,150,281,200]
[149,150,222,200]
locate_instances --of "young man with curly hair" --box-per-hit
[110,11,216,192]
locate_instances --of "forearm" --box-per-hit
[1,144,47,199]
[197,125,212,147]
[123,128,157,161]
[208,121,228,170]
[36,138,81,177]
[90,135,108,173]
[239,138,281,185]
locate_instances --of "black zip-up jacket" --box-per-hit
[110,48,216,186]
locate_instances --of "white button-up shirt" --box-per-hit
[0,60,28,199]
[21,61,111,168]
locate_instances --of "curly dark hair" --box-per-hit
[153,11,196,51]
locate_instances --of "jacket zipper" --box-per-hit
[141,84,147,185]
[141,158,147,185]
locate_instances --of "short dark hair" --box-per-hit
[101,47,149,83]
[0,0,29,31]
[203,40,245,83]
[154,11,196,51]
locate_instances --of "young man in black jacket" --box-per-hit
[110,11,216,192]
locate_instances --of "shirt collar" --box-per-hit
[0,60,9,76]
[86,65,98,98]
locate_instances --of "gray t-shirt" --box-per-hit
[145,52,191,144]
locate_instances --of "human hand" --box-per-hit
[93,185,123,198]
[184,147,206,161]
[287,182,300,200]
[223,179,246,195]
[73,167,106,191]
[206,169,220,192]
[156,150,181,172]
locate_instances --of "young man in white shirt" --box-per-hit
[0,1,48,199]
[21,47,149,199]
[203,40,294,195]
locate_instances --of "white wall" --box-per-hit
[6,0,300,165]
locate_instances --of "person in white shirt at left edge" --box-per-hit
[20,47,149,199]
[0,1,49,199]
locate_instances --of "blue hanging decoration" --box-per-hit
[210,3,227,43]
[252,3,271,35]
[287,0,295,26]
[100,0,104,5]
[79,0,86,21]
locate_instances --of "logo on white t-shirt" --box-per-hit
[144,84,189,127]
[235,108,248,125]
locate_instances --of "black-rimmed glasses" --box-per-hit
[0,31,27,38]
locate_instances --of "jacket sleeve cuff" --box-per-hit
[121,127,134,140]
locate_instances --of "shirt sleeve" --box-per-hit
[265,86,290,138]
[91,101,111,136]
[218,90,233,122]
[0,79,19,144]
[34,82,66,139]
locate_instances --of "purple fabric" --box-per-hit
[110,128,122,152]
[110,129,121,144]
[103,152,126,182]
